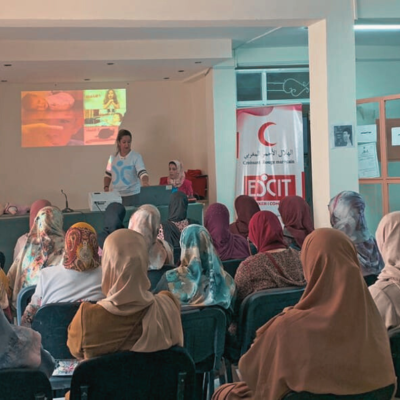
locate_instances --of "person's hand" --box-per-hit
[104,186,110,192]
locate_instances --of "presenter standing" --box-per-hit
[104,129,149,206]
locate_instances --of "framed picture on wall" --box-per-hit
[331,124,355,149]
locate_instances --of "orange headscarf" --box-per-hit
[237,228,395,399]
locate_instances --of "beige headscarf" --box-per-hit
[129,204,173,270]
[376,211,400,283]
[97,229,183,352]
[236,228,395,399]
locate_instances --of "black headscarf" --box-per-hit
[97,202,126,249]
[162,192,196,248]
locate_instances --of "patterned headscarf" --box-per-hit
[165,225,235,308]
[29,199,51,229]
[329,191,384,277]
[63,223,100,272]
[7,206,65,308]
[167,160,185,188]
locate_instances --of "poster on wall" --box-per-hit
[235,105,304,214]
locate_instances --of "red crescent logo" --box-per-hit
[258,122,276,147]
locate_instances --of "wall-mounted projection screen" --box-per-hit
[21,89,127,147]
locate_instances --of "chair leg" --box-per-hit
[218,360,226,386]
[207,371,215,400]
[225,360,233,383]
[202,373,208,400]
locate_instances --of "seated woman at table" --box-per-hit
[159,160,193,198]
[13,199,51,261]
[7,206,64,310]
[21,223,104,327]
[67,229,183,360]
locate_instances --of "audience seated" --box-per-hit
[21,223,104,327]
[13,199,51,261]
[234,211,305,306]
[97,202,126,252]
[0,309,55,378]
[229,195,260,239]
[158,191,198,249]
[159,160,193,197]
[67,229,183,359]
[370,212,400,329]
[129,204,173,269]
[278,195,314,250]
[154,225,235,310]
[204,203,250,261]
[329,191,384,285]
[7,206,64,310]
[214,229,396,400]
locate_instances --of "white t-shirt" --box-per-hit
[31,264,104,306]
[105,150,147,197]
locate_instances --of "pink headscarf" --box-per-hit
[167,160,185,188]
[30,199,51,229]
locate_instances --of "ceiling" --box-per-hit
[0,24,399,84]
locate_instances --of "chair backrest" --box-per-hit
[0,368,53,400]
[31,302,81,359]
[17,284,36,325]
[221,259,244,279]
[181,306,227,373]
[69,347,195,400]
[389,327,400,397]
[282,384,395,399]
[238,286,305,355]
[147,264,175,291]
[173,246,181,265]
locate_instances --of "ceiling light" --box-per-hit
[4,64,11,67]
[354,25,400,31]
[164,77,170,80]
[195,61,202,64]
[84,78,91,81]
[107,62,114,65]
[178,70,185,73]
[1,80,7,82]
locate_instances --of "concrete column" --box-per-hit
[308,8,358,227]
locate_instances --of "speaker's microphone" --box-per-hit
[61,189,74,213]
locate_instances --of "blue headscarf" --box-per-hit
[165,225,235,308]
[329,191,384,277]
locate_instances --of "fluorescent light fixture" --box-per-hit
[355,25,400,31]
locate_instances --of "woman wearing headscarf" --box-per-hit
[214,229,396,400]
[234,211,305,306]
[159,160,193,197]
[129,205,173,270]
[0,269,12,322]
[370,212,400,329]
[97,202,126,250]
[329,191,384,284]
[21,223,104,327]
[158,191,198,249]
[204,203,250,261]
[154,225,235,309]
[229,195,260,239]
[7,206,64,309]
[0,309,55,377]
[278,195,314,250]
[67,229,183,359]
[13,199,52,260]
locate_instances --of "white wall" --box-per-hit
[0,81,209,209]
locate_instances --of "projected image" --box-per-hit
[21,89,127,147]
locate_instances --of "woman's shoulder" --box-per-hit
[159,176,168,185]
